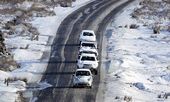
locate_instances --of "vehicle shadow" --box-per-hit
[15,60,77,64]
[30,71,75,75]
[43,71,75,75]
[48,60,77,64]
[57,43,79,46]
[26,79,92,90]
[46,86,90,89]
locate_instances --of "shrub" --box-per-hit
[124,96,132,102]
[129,24,139,29]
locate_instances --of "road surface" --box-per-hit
[32,0,134,102]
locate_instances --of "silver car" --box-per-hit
[77,53,99,75]
[79,30,96,42]
[73,69,93,88]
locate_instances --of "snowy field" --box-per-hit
[0,0,92,101]
[104,0,170,102]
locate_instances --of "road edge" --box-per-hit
[95,0,135,102]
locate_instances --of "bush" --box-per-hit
[124,96,132,102]
[7,77,28,84]
[129,24,139,29]
[153,24,161,34]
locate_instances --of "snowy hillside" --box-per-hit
[0,0,92,101]
[104,0,170,102]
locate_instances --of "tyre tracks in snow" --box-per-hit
[32,0,134,102]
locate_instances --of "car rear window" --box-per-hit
[82,43,95,47]
[81,56,95,61]
[76,71,90,76]
[83,32,93,36]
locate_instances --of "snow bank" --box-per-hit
[0,92,18,102]
[13,49,43,61]
[104,0,170,102]
[1,0,92,101]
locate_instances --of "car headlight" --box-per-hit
[80,63,84,67]
[92,64,97,68]
[78,62,83,67]
[75,77,79,81]
[88,77,91,81]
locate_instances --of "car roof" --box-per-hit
[76,69,91,72]
[79,47,97,52]
[80,53,96,57]
[81,41,97,44]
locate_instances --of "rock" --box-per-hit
[124,25,128,28]
[0,56,18,71]
[60,1,72,7]
[118,26,123,28]
[32,3,46,9]
[15,10,23,17]
[167,65,170,70]
[133,82,145,90]
[0,31,5,42]
[115,96,120,99]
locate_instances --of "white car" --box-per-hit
[78,47,98,59]
[73,69,93,88]
[80,41,98,49]
[77,53,98,74]
[79,30,96,42]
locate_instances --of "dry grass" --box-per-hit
[131,0,170,32]
[0,56,18,71]
[0,0,73,4]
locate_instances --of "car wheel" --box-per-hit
[94,70,97,75]
[73,84,77,88]
[89,85,92,89]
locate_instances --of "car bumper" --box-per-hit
[73,82,92,87]
[78,64,97,69]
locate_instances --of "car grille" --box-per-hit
[83,64,92,68]
[77,83,89,86]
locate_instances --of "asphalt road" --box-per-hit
[32,0,134,102]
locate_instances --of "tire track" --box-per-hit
[33,0,134,102]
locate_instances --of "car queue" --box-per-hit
[72,30,99,88]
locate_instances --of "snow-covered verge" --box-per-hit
[0,0,92,101]
[103,0,170,102]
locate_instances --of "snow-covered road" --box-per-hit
[0,0,169,101]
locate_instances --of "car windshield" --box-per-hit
[83,32,93,36]
[81,56,95,61]
[82,43,95,47]
[76,71,90,76]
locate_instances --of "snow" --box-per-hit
[31,16,58,36]
[16,1,33,10]
[0,92,18,102]
[13,49,43,61]
[0,81,26,92]
[0,0,92,101]
[104,0,170,102]
[0,70,11,80]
